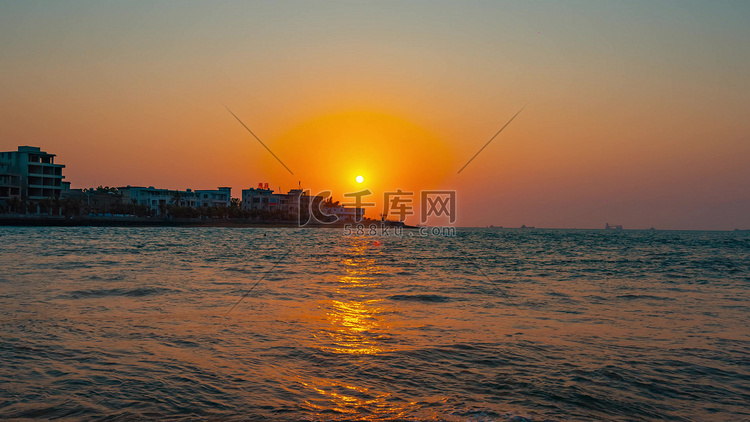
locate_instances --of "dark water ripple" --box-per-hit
[1,227,749,420]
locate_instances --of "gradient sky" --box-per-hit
[1,1,748,229]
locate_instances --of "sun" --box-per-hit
[356,175,364,184]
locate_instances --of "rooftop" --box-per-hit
[16,146,55,156]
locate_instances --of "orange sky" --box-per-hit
[1,1,748,229]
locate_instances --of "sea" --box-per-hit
[0,227,748,421]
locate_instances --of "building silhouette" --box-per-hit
[0,146,65,202]
[119,186,231,216]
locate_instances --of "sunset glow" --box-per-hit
[260,110,455,221]
[1,1,748,229]
[2,3,749,421]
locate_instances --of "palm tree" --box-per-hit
[51,196,61,216]
[7,197,23,214]
[37,197,53,215]
[171,191,184,206]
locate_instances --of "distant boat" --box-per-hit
[520,225,535,229]
[605,223,623,230]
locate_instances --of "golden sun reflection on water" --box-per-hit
[318,239,395,356]
[323,299,390,355]
[300,238,423,419]
[299,379,403,417]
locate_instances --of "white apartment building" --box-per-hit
[196,187,232,208]
[241,185,363,221]
[0,146,65,201]
[325,206,366,222]
[241,187,307,215]
[119,186,231,216]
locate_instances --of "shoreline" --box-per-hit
[0,216,744,231]
[0,215,414,228]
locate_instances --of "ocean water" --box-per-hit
[0,227,748,421]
